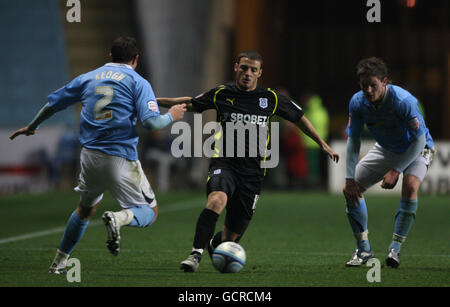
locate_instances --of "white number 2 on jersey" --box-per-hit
[94,86,114,121]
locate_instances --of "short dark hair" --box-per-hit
[110,36,139,63]
[236,51,263,68]
[356,57,389,80]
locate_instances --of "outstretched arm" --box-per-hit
[10,102,56,140]
[295,116,339,163]
[157,97,196,112]
[142,103,187,131]
[157,97,192,108]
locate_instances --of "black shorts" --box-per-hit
[206,164,263,236]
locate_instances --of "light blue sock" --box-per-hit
[58,210,89,255]
[128,205,156,228]
[389,198,418,252]
[346,198,371,252]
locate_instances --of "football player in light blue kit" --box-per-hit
[10,37,187,274]
[343,57,434,268]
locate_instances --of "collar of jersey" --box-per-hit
[364,84,391,109]
[232,83,264,94]
[104,62,134,70]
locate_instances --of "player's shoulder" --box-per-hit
[200,83,229,95]
[215,83,230,92]
[349,90,365,107]
[123,67,147,84]
[388,84,417,104]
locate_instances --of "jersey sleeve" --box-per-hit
[191,88,218,113]
[274,93,304,123]
[135,79,160,123]
[345,96,364,139]
[397,97,427,139]
[47,75,84,112]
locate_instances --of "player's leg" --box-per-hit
[49,197,103,274]
[180,191,227,272]
[345,175,377,266]
[209,226,242,252]
[344,183,371,248]
[386,151,430,268]
[207,225,245,258]
[49,148,105,274]
[194,191,227,252]
[345,145,388,266]
[207,185,259,257]
[385,175,419,268]
[180,166,236,272]
[104,158,158,255]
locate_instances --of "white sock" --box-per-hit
[113,209,134,227]
[51,249,70,268]
[192,248,204,255]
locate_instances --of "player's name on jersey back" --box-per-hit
[95,70,127,82]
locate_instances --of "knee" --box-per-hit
[129,205,157,228]
[77,200,100,221]
[206,192,227,214]
[403,187,418,199]
[402,176,420,199]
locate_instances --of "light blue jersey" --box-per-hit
[346,84,434,154]
[47,63,160,161]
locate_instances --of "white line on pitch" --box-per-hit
[0,198,203,245]
[0,247,448,259]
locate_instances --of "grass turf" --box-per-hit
[0,190,448,287]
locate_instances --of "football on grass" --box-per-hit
[212,242,246,273]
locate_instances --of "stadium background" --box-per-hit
[0,0,449,195]
[0,0,449,288]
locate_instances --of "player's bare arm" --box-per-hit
[157,97,191,108]
[10,102,55,140]
[295,116,340,163]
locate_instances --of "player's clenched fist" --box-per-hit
[168,103,187,121]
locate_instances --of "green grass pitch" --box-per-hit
[0,190,448,287]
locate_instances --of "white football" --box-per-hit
[212,241,246,273]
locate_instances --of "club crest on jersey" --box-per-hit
[259,98,268,109]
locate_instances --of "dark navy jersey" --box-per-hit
[192,82,304,178]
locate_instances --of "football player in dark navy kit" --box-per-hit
[157,51,339,272]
